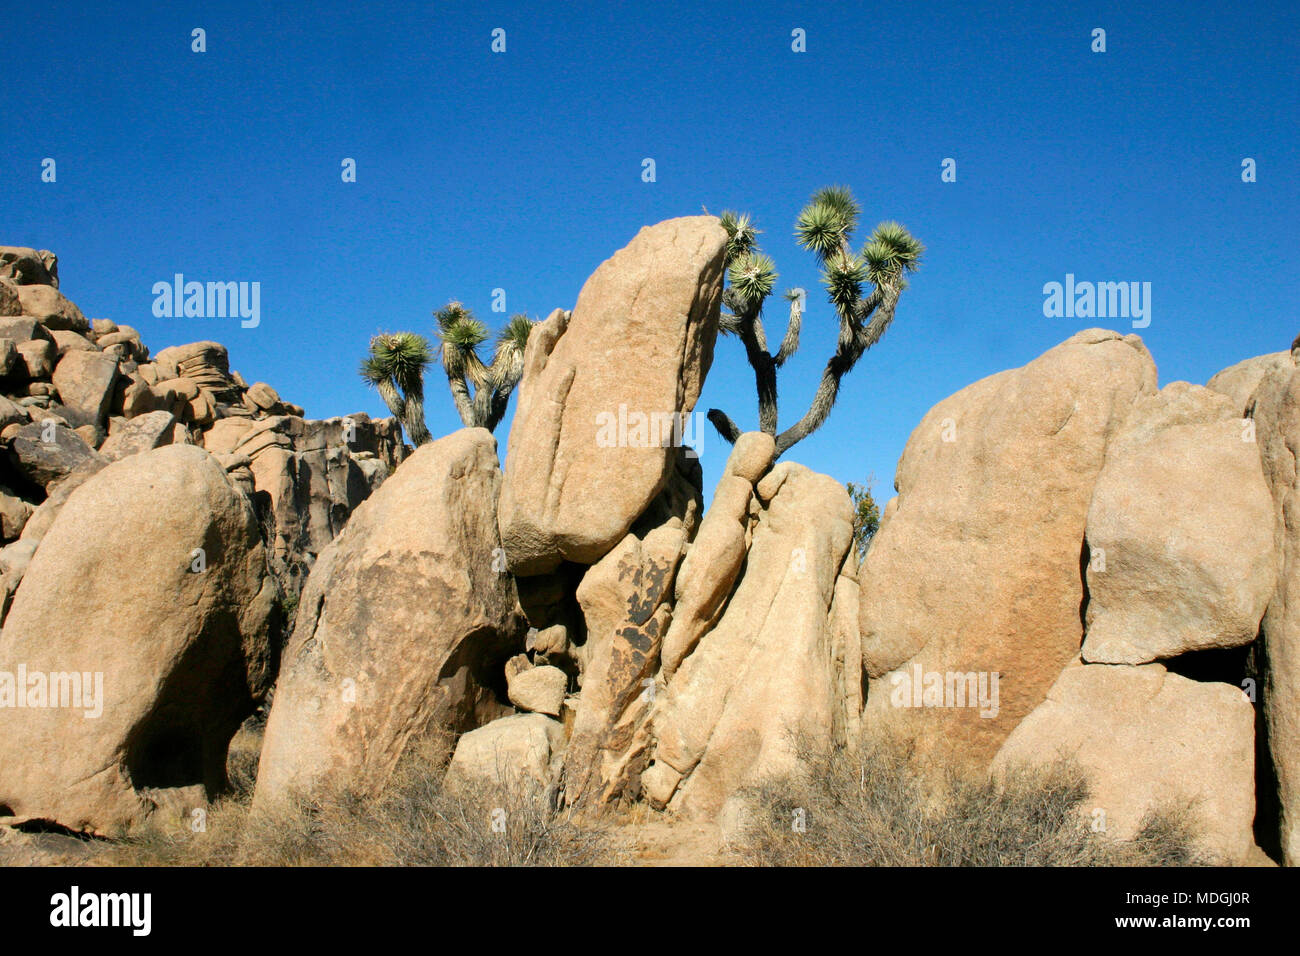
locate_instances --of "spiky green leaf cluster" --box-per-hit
[728,252,778,307]
[720,210,760,265]
[434,301,490,384]
[822,254,868,314]
[360,331,432,390]
[863,221,925,286]
[795,185,861,261]
[489,313,536,386]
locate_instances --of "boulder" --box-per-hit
[445,714,565,796]
[14,285,87,332]
[649,462,854,816]
[1248,350,1300,864]
[7,422,103,489]
[498,216,727,574]
[98,410,177,462]
[51,349,119,428]
[0,317,50,344]
[254,429,527,809]
[993,664,1256,864]
[0,278,19,316]
[49,329,98,356]
[660,433,773,677]
[0,247,57,287]
[15,339,55,379]
[507,665,568,717]
[1082,383,1276,664]
[247,382,280,410]
[0,490,32,541]
[858,329,1157,762]
[0,445,277,834]
[562,522,685,808]
[1208,351,1292,414]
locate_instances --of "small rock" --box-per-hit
[507,665,568,717]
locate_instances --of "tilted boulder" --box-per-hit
[51,349,119,428]
[1082,382,1276,664]
[646,462,855,816]
[660,431,773,678]
[6,422,103,491]
[498,216,727,575]
[254,429,527,809]
[994,663,1256,864]
[0,445,277,834]
[98,411,179,462]
[561,522,685,808]
[858,329,1157,762]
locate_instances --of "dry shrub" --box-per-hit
[731,728,1214,866]
[107,730,624,867]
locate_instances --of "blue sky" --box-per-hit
[4,0,1297,503]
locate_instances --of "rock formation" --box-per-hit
[497,217,726,575]
[254,429,527,808]
[858,329,1157,761]
[0,445,276,833]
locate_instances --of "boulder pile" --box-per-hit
[0,247,405,621]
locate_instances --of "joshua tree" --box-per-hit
[360,331,434,446]
[707,186,924,457]
[433,302,536,432]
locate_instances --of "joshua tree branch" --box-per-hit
[774,299,802,368]
[774,285,900,458]
[707,408,742,444]
[444,372,478,429]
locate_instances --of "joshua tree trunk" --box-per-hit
[444,373,478,429]
[375,378,406,423]
[402,384,433,446]
[774,285,898,456]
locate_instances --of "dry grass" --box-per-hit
[729,729,1215,866]
[105,730,626,867]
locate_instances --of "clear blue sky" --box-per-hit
[4,0,1297,503]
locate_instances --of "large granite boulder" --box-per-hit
[858,329,1157,762]
[254,429,527,809]
[0,445,277,834]
[498,216,727,575]
[994,663,1256,864]
[646,462,855,816]
[1083,382,1276,664]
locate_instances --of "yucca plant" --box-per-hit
[434,302,536,432]
[360,331,434,446]
[709,187,923,457]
